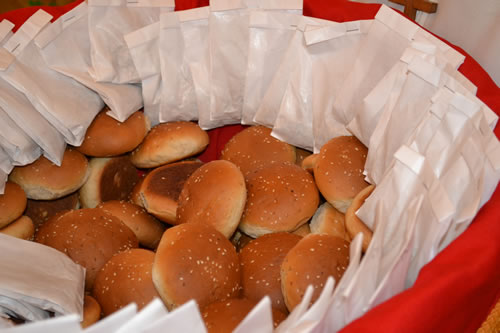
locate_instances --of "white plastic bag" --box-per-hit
[241,11,301,125]
[88,0,174,84]
[84,303,137,333]
[141,300,206,333]
[0,314,82,333]
[0,10,103,147]
[35,2,142,122]
[209,0,302,124]
[233,297,274,333]
[115,299,167,333]
[0,20,14,45]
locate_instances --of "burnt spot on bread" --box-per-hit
[100,156,139,202]
[146,161,203,201]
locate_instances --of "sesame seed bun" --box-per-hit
[240,232,301,313]
[98,200,166,249]
[176,160,246,238]
[35,208,139,290]
[310,202,350,242]
[220,126,296,176]
[92,249,160,316]
[138,161,203,223]
[201,298,287,333]
[0,216,34,240]
[0,181,27,228]
[79,156,139,209]
[239,162,319,238]
[81,295,101,329]
[280,234,350,312]
[313,136,369,213]
[9,148,89,200]
[130,122,209,169]
[345,185,374,252]
[77,109,150,157]
[152,223,241,310]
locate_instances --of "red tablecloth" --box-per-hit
[1,1,499,332]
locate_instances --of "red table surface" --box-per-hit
[1,0,499,332]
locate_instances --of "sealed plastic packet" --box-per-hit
[157,7,211,124]
[88,0,175,84]
[124,21,161,125]
[271,20,372,151]
[35,2,143,122]
[330,4,464,139]
[0,10,104,147]
[208,0,302,125]
[241,11,302,125]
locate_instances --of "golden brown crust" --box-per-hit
[280,234,350,312]
[130,122,209,169]
[239,162,319,238]
[129,174,146,207]
[314,136,369,213]
[92,249,160,316]
[0,182,27,228]
[98,200,166,250]
[176,160,246,238]
[220,126,296,176]
[345,185,374,252]
[152,224,241,311]
[79,156,139,209]
[240,232,301,313]
[301,153,318,173]
[295,148,312,167]
[139,161,203,223]
[310,202,350,242]
[0,216,34,240]
[291,223,311,237]
[201,298,287,333]
[9,148,89,200]
[77,109,150,157]
[81,295,101,328]
[35,208,139,290]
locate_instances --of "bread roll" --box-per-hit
[25,192,79,234]
[201,298,287,333]
[313,136,369,213]
[177,160,246,238]
[295,147,312,167]
[77,109,150,157]
[81,295,101,328]
[153,223,241,310]
[310,202,350,242]
[345,185,374,252]
[0,216,34,240]
[98,200,166,249]
[239,162,319,238]
[9,148,89,200]
[220,126,296,176]
[93,249,160,316]
[240,232,301,313]
[79,156,139,208]
[301,153,318,173]
[138,161,203,223]
[291,223,311,237]
[129,173,146,207]
[0,181,27,228]
[35,208,138,290]
[281,234,350,311]
[131,122,209,168]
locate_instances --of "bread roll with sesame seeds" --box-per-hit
[220,126,296,177]
[139,161,203,223]
[98,200,166,249]
[313,136,369,213]
[239,162,319,238]
[280,234,350,312]
[152,223,241,310]
[77,109,150,157]
[35,208,139,290]
[240,232,301,313]
[79,156,139,209]
[81,295,101,328]
[0,215,34,240]
[201,298,287,333]
[0,181,27,228]
[9,148,89,200]
[130,122,209,169]
[310,202,350,242]
[92,249,160,316]
[176,160,246,238]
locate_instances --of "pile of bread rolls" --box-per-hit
[0,108,375,331]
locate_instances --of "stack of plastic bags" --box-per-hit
[0,1,499,332]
